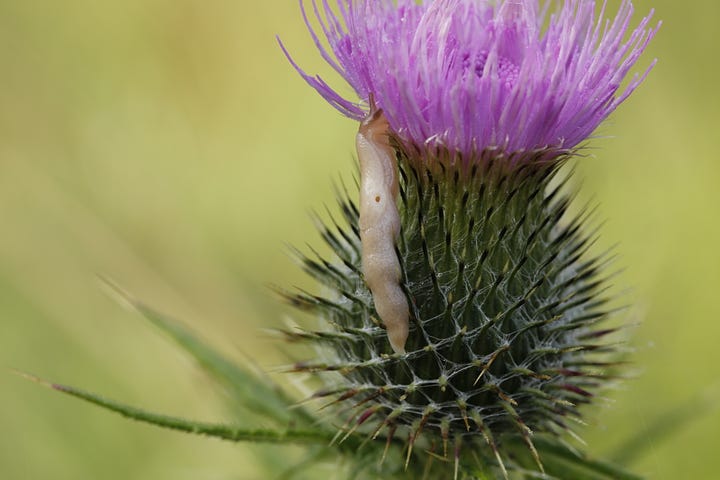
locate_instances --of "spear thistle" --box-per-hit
[279,0,659,477]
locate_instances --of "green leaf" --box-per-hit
[16,371,330,446]
[100,277,314,427]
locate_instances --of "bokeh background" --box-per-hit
[1,1,717,479]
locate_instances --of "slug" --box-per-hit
[356,107,409,354]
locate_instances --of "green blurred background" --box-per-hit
[0,1,717,479]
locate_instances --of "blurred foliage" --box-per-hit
[1,1,718,479]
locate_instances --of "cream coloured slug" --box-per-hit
[356,107,409,354]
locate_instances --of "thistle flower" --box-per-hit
[278,1,659,478]
[282,0,657,157]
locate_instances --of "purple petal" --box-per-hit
[283,0,659,159]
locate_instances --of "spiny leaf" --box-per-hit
[15,370,332,445]
[99,277,313,427]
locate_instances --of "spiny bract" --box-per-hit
[281,142,621,477]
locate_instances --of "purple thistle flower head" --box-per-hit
[281,0,659,159]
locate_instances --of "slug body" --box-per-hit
[356,109,409,354]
